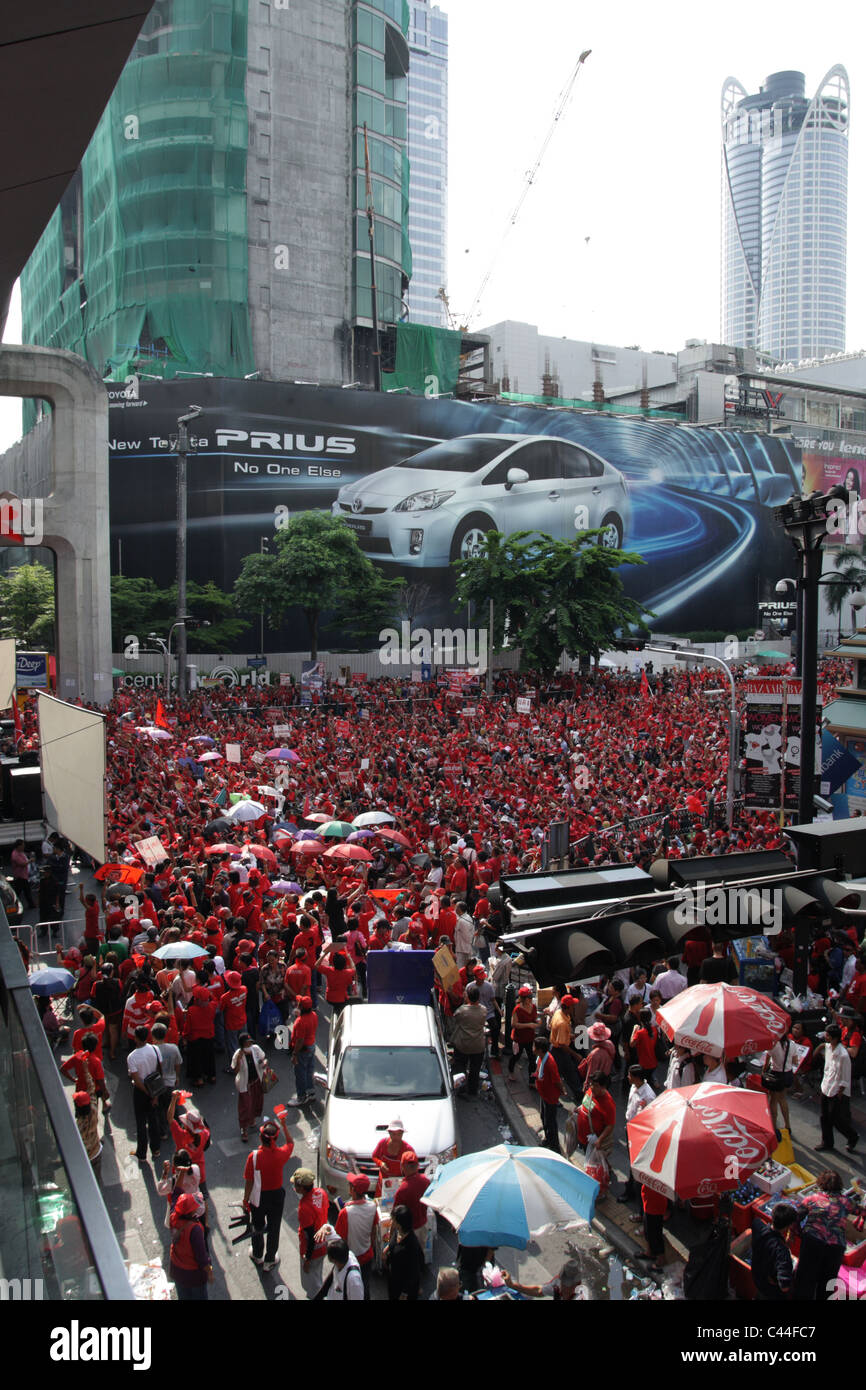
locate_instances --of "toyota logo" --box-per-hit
[352,497,364,514]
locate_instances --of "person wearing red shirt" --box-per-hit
[219,970,248,1070]
[183,987,218,1086]
[122,985,155,1044]
[285,949,313,1002]
[291,1168,330,1279]
[368,920,392,953]
[509,985,539,1079]
[73,1007,106,1063]
[392,1151,430,1240]
[532,1037,566,1153]
[372,1119,413,1197]
[79,887,103,952]
[437,897,457,941]
[315,941,356,1015]
[243,1115,294,1270]
[291,996,318,1104]
[335,1173,379,1297]
[60,1034,110,1112]
[641,1184,669,1271]
[631,1012,661,1088]
[167,1094,211,1193]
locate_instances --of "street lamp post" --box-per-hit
[776,488,849,826]
[259,536,270,655]
[641,643,738,829]
[175,406,202,701]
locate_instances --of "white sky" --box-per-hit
[2,0,862,446]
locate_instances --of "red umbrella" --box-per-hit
[323,843,374,862]
[205,843,241,857]
[289,839,326,857]
[302,812,331,824]
[246,844,277,867]
[375,827,413,850]
[657,983,790,1060]
[627,1083,776,1201]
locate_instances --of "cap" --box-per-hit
[224,970,242,988]
[72,1090,92,1106]
[401,1150,418,1168]
[292,1168,316,1190]
[347,1173,370,1193]
[472,966,486,979]
[518,984,532,997]
[174,1193,200,1218]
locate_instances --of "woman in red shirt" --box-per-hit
[183,987,218,1086]
[372,1119,413,1197]
[508,985,538,1079]
[315,941,356,1016]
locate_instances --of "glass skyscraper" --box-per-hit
[721,66,849,362]
[406,1,448,326]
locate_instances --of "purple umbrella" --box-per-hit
[347,829,376,842]
[190,736,215,746]
[265,748,302,762]
[271,879,303,894]
[295,828,325,840]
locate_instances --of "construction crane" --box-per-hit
[462,48,591,330]
[437,286,458,330]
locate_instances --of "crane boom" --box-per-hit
[463,49,591,329]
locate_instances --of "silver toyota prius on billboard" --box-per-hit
[332,433,631,566]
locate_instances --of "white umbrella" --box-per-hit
[352,810,396,827]
[226,799,267,822]
[135,725,172,741]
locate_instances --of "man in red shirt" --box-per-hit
[335,1172,379,1298]
[315,941,356,1014]
[243,1115,294,1271]
[60,1032,110,1112]
[285,948,312,1005]
[291,996,318,1104]
[73,1006,106,1063]
[532,1037,566,1153]
[291,1168,329,1279]
[392,1151,430,1242]
[219,970,248,1072]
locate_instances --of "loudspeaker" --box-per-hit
[10,766,43,820]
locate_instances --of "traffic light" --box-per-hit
[500,853,864,991]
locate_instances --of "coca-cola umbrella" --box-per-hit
[657,983,790,1061]
[627,1083,776,1202]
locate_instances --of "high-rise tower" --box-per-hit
[406,1,448,327]
[721,67,849,362]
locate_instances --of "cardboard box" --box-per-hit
[752,1163,791,1195]
[432,944,459,992]
[536,987,555,1010]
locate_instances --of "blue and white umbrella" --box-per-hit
[422,1144,599,1250]
[152,941,208,961]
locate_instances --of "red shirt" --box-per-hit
[83,901,102,941]
[319,963,354,1004]
[184,1000,218,1041]
[297,1186,330,1258]
[61,1050,105,1091]
[642,1184,669,1216]
[393,1171,430,1231]
[285,962,312,999]
[633,1026,659,1071]
[291,1010,318,1049]
[533,1050,562,1105]
[372,1136,413,1180]
[170,1119,210,1183]
[244,1142,294,1191]
[581,1086,616,1137]
[220,986,248,1030]
[72,1016,106,1061]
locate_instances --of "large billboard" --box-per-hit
[108,378,802,647]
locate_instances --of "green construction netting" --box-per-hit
[382,322,461,395]
[21,0,253,394]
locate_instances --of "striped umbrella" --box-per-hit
[421,1144,598,1250]
[657,983,790,1061]
[627,1082,776,1202]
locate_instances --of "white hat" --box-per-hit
[388,1117,404,1132]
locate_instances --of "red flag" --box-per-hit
[303,792,311,818]
[155,698,169,729]
[12,699,22,737]
[640,669,653,702]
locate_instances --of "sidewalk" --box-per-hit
[489,1058,866,1281]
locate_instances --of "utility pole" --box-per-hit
[175,405,202,700]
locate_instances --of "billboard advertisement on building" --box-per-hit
[108,379,802,648]
[797,424,866,550]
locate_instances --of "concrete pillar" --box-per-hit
[0,345,112,705]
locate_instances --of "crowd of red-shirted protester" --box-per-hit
[21,653,865,1299]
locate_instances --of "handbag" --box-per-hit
[261,1062,279,1094]
[764,1039,793,1091]
[258,998,281,1036]
[143,1045,168,1099]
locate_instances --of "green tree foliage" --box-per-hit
[454,529,651,673]
[110,577,249,651]
[233,512,401,658]
[0,562,55,649]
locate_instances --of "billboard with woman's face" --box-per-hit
[107,378,808,647]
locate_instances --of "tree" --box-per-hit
[233,511,401,658]
[110,576,173,651]
[454,529,651,673]
[0,562,55,649]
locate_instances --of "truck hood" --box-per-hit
[323,1095,457,1162]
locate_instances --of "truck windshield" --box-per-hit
[334,1046,446,1099]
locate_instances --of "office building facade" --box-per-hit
[406,1,448,327]
[721,66,849,363]
[20,0,413,388]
